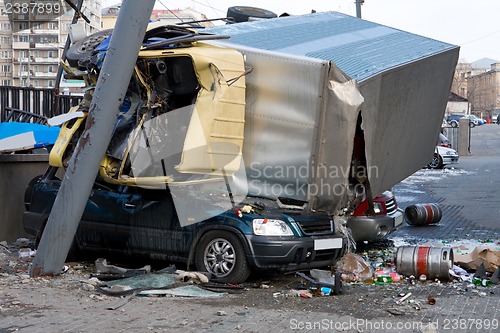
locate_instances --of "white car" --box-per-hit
[427,146,459,169]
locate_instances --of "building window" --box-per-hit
[1,51,11,59]
[1,23,11,31]
[2,80,12,86]
[18,23,28,31]
[48,65,54,72]
[18,35,29,42]
[1,36,12,44]
[48,80,54,87]
[1,65,12,73]
[48,51,53,57]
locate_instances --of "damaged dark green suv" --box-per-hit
[23,166,346,283]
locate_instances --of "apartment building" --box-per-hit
[467,63,500,116]
[0,0,101,89]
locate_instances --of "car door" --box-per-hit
[125,188,194,259]
[76,182,138,252]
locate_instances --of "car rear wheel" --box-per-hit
[450,121,458,128]
[469,122,476,128]
[195,231,250,283]
[428,153,443,169]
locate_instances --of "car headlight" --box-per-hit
[446,150,457,155]
[253,219,294,236]
[373,202,383,214]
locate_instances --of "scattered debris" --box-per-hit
[455,246,500,273]
[395,292,412,304]
[94,258,151,278]
[336,253,372,282]
[386,307,405,316]
[427,295,436,305]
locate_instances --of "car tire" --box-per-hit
[428,153,444,169]
[469,122,476,128]
[195,230,251,284]
[450,121,458,128]
[66,29,113,69]
[226,6,277,23]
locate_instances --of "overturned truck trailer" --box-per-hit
[206,11,459,214]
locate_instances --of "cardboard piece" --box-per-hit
[336,253,372,282]
[454,246,500,273]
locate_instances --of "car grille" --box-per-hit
[385,197,397,214]
[296,219,333,235]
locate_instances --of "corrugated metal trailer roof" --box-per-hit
[207,11,458,82]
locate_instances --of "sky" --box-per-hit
[103,0,500,63]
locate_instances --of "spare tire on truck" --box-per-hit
[226,6,277,23]
[66,29,113,69]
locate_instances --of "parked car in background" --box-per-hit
[465,115,485,126]
[347,191,403,242]
[437,133,451,148]
[447,113,475,128]
[427,146,459,169]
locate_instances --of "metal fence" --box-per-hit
[442,125,470,153]
[0,86,82,122]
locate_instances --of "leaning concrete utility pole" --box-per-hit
[30,0,155,277]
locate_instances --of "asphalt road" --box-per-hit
[392,123,500,241]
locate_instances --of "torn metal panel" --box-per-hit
[310,65,364,213]
[233,48,328,201]
[0,122,60,153]
[359,49,460,196]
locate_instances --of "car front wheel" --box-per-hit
[428,153,444,169]
[195,231,251,283]
[450,121,458,128]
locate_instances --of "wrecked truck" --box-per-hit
[23,12,458,283]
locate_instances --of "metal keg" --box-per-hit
[396,246,453,280]
[404,203,442,226]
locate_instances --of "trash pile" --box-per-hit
[291,239,500,298]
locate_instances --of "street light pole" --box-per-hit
[30,0,155,277]
[355,0,364,18]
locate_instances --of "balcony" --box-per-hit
[12,42,30,49]
[31,29,59,34]
[34,43,59,49]
[13,58,30,63]
[12,72,30,78]
[34,72,57,78]
[34,57,59,64]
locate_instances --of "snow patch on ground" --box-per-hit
[397,168,475,186]
[390,236,500,254]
